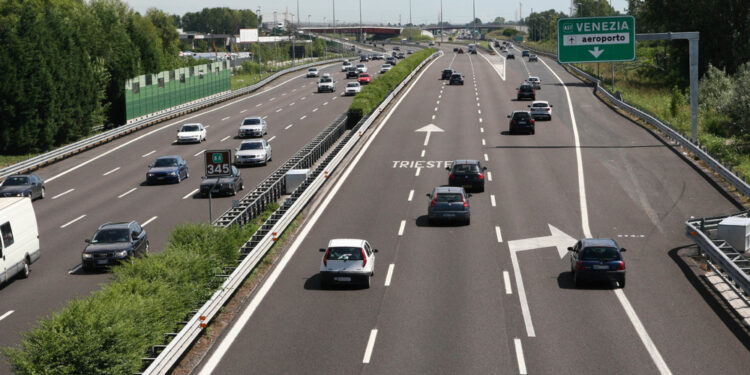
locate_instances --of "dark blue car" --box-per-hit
[146,156,189,184]
[568,238,627,288]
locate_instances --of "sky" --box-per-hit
[124,0,630,25]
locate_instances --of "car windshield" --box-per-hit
[581,247,621,261]
[532,103,548,108]
[326,247,363,261]
[92,228,130,243]
[308,68,316,71]
[514,113,531,120]
[181,125,199,132]
[435,193,463,203]
[320,78,332,83]
[240,142,263,150]
[242,118,261,125]
[453,164,480,174]
[347,83,360,87]
[2,176,29,186]
[520,85,533,91]
[451,74,461,78]
[154,158,178,167]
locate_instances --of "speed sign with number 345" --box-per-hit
[204,150,232,177]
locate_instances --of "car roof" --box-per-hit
[580,238,619,248]
[433,186,466,194]
[327,238,367,248]
[532,100,549,105]
[241,139,263,144]
[98,221,133,230]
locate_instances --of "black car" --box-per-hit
[470,49,477,54]
[441,69,454,80]
[508,111,535,134]
[82,221,149,272]
[146,155,189,184]
[427,186,471,225]
[522,50,530,57]
[568,238,627,288]
[360,54,370,62]
[200,165,244,197]
[346,66,359,78]
[0,174,45,200]
[516,84,535,100]
[507,53,515,59]
[453,47,458,52]
[447,160,487,192]
[449,73,464,85]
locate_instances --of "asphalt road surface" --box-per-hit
[0,57,393,374]
[195,44,750,375]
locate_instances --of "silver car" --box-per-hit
[528,101,553,121]
[237,117,267,138]
[234,139,272,166]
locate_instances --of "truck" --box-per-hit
[0,197,41,283]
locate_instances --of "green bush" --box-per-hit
[347,48,435,127]
[4,207,276,375]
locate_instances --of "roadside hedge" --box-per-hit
[4,206,275,375]
[347,48,436,127]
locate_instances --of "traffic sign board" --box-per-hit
[204,149,232,177]
[557,16,635,63]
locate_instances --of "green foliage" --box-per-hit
[699,64,734,112]
[347,49,435,127]
[502,28,519,37]
[5,219,266,375]
[728,63,750,136]
[180,7,259,34]
[669,86,683,117]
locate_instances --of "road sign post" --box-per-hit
[557,16,635,63]
[204,150,232,223]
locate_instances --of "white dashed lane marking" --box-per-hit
[183,189,198,199]
[51,188,74,200]
[141,150,156,158]
[194,149,205,157]
[491,195,496,207]
[484,153,489,161]
[60,214,86,229]
[495,225,503,242]
[142,216,158,227]
[398,220,406,236]
[118,188,137,199]
[362,329,378,364]
[487,172,493,181]
[504,271,513,294]
[222,116,231,121]
[408,189,414,201]
[285,124,294,130]
[300,115,307,120]
[221,136,230,142]
[384,264,395,286]
[103,167,120,176]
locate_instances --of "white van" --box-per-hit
[0,197,41,283]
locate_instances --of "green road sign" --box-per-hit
[557,16,635,63]
[212,153,223,163]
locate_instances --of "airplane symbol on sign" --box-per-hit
[568,36,576,44]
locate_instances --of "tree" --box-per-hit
[525,10,566,42]
[492,17,505,25]
[146,8,181,68]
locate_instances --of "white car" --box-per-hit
[528,101,553,120]
[306,67,319,77]
[176,123,206,143]
[319,238,378,288]
[526,76,541,90]
[380,64,392,73]
[345,82,361,96]
[341,61,352,72]
[234,139,272,166]
[237,117,267,138]
[317,76,336,93]
[355,63,367,73]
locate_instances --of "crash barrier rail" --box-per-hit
[139,49,443,374]
[686,213,750,304]
[0,56,350,182]
[517,42,750,307]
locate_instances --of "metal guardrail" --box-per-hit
[140,49,443,375]
[686,213,750,302]
[517,42,750,310]
[0,57,350,181]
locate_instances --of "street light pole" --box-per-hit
[440,0,443,43]
[257,6,262,79]
[359,0,362,42]
[472,0,476,46]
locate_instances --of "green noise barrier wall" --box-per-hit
[125,61,231,121]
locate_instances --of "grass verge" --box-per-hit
[5,204,278,375]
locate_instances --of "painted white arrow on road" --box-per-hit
[508,224,576,259]
[415,124,444,146]
[589,46,604,58]
[507,224,577,338]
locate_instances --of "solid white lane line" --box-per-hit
[300,115,307,120]
[415,167,421,176]
[222,116,231,121]
[60,214,86,228]
[276,108,282,113]
[0,310,14,321]
[482,139,486,146]
[408,189,414,201]
[363,329,378,364]
[240,109,247,113]
[285,124,293,130]
[183,188,198,199]
[51,188,74,200]
[312,108,318,112]
[268,136,276,142]
[495,226,503,243]
[514,339,527,374]
[420,149,425,157]
[491,194,496,207]
[384,264,395,286]
[141,150,156,158]
[323,101,329,105]
[194,149,205,157]
[487,171,493,181]
[484,153,489,161]
[398,220,406,236]
[220,136,230,142]
[103,167,120,176]
[503,271,513,294]
[68,264,82,274]
[142,216,157,227]
[118,187,137,198]
[195,55,441,375]
[540,57,671,375]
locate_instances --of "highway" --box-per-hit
[0,57,391,374]
[195,44,750,374]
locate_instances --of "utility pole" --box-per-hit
[332,0,336,51]
[359,0,363,42]
[440,0,443,43]
[257,6,262,79]
[472,0,476,46]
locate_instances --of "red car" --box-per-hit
[358,73,372,85]
[457,48,464,54]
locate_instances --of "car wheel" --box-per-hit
[240,182,245,190]
[231,187,237,196]
[618,276,626,288]
[478,184,485,193]
[186,169,190,179]
[364,275,371,289]
[82,264,93,273]
[464,217,471,226]
[19,258,30,279]
[573,271,581,288]
[40,187,45,199]
[176,173,181,183]
[320,274,330,289]
[531,129,535,135]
